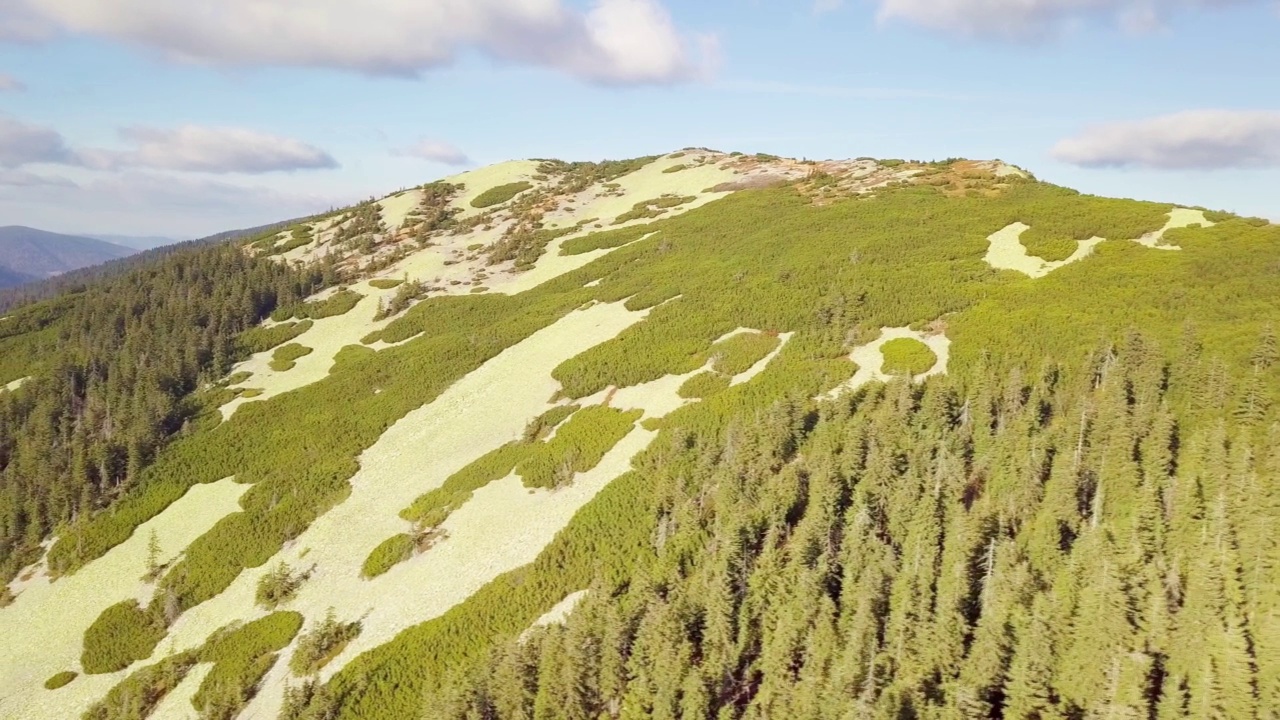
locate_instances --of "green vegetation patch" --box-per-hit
[291,610,362,675]
[81,599,167,674]
[270,343,313,372]
[471,181,533,209]
[612,195,696,225]
[272,289,363,322]
[368,278,404,290]
[710,331,780,375]
[83,651,199,720]
[240,320,313,355]
[361,534,416,579]
[560,225,656,256]
[677,370,731,399]
[193,611,304,718]
[400,443,525,527]
[662,163,688,173]
[522,404,580,442]
[880,337,938,376]
[43,670,77,690]
[517,406,641,488]
[271,226,315,256]
[1012,195,1171,262]
[1018,229,1080,262]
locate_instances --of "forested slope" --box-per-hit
[0,152,1277,720]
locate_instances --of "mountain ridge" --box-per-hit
[0,150,1276,720]
[0,226,136,288]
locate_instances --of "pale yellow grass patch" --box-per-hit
[148,662,212,720]
[4,376,29,392]
[378,188,424,230]
[0,479,248,720]
[985,222,1104,278]
[520,590,589,642]
[826,327,950,398]
[541,152,737,233]
[1132,208,1215,250]
[443,160,544,220]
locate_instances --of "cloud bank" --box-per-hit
[0,0,715,85]
[872,0,1264,39]
[0,117,337,174]
[1052,110,1280,170]
[395,140,472,166]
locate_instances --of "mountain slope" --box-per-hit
[0,226,135,284]
[0,151,1277,720]
[0,264,36,289]
[84,234,185,251]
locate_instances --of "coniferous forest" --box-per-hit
[0,241,322,586]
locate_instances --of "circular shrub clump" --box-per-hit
[44,671,77,690]
[880,338,937,377]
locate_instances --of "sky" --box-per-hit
[0,0,1277,238]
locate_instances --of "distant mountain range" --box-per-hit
[83,234,186,251]
[0,226,136,289]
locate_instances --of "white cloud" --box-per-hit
[0,170,349,236]
[0,117,337,174]
[0,169,77,187]
[717,79,969,100]
[81,125,339,173]
[1,0,714,85]
[872,0,1263,40]
[0,116,74,168]
[1051,110,1280,170]
[395,140,471,166]
[0,73,24,91]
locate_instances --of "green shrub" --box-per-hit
[290,610,362,675]
[522,404,580,442]
[240,388,263,398]
[270,343,313,372]
[240,320,313,355]
[709,331,780,375]
[82,652,199,720]
[401,442,532,528]
[272,290,363,322]
[677,371,731,399]
[1018,229,1078,262]
[471,182,533,209]
[256,561,310,608]
[517,406,641,488]
[662,164,688,174]
[612,195,696,225]
[361,534,416,579]
[560,225,656,256]
[43,670,77,690]
[81,600,167,674]
[194,611,304,718]
[880,337,938,375]
[368,278,404,290]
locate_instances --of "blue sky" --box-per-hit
[1,0,1277,237]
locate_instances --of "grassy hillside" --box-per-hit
[1,152,1278,720]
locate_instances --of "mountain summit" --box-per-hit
[0,151,1276,720]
